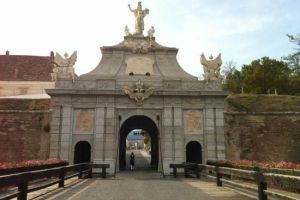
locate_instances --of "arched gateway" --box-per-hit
[186,141,202,164]
[119,115,159,170]
[47,2,227,174]
[74,141,91,164]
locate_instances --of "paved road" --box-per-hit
[37,172,252,200]
[30,150,252,200]
[125,149,151,170]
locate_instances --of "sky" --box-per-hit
[1,0,299,77]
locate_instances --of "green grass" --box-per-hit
[226,94,300,112]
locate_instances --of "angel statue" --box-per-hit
[147,26,155,39]
[125,25,131,36]
[123,80,153,105]
[128,2,149,35]
[200,53,222,83]
[51,51,77,81]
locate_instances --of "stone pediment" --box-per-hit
[80,35,197,82]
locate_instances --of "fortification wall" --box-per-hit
[224,95,300,162]
[0,99,51,162]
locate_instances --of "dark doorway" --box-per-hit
[186,141,202,164]
[74,141,91,164]
[119,115,159,170]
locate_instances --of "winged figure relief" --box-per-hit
[123,80,153,105]
[52,51,77,81]
[54,51,77,68]
[200,53,222,83]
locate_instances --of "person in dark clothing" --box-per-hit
[130,152,135,170]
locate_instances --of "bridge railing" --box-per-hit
[0,163,110,200]
[170,163,300,200]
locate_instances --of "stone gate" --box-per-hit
[47,2,227,174]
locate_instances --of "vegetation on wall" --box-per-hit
[226,94,300,112]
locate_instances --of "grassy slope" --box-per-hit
[226,94,300,112]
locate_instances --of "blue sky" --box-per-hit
[0,0,299,77]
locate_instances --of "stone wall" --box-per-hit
[224,95,300,163]
[2,94,300,164]
[0,99,51,162]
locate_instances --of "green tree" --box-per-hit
[222,61,244,93]
[224,57,291,94]
[282,34,300,95]
[242,57,290,94]
[283,34,300,76]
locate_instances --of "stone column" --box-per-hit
[160,107,173,173]
[173,107,184,163]
[93,105,116,173]
[60,105,72,161]
[49,106,62,158]
[104,106,116,172]
[204,107,216,161]
[93,107,105,161]
[215,107,225,160]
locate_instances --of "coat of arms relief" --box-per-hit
[123,80,154,105]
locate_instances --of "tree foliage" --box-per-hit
[224,34,300,95]
[224,57,291,94]
[282,34,300,76]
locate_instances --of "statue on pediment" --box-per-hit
[125,25,131,36]
[128,2,149,35]
[200,53,222,83]
[51,51,77,81]
[147,26,155,39]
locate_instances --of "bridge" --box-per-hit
[0,150,299,200]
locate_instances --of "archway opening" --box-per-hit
[186,141,202,164]
[119,115,159,171]
[74,141,91,164]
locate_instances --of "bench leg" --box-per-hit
[102,168,106,178]
[174,168,177,178]
[196,171,200,179]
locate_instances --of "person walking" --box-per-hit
[130,152,135,171]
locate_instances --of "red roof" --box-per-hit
[0,52,54,81]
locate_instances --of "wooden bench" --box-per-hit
[170,163,202,178]
[169,164,184,177]
[183,163,201,178]
[92,164,110,178]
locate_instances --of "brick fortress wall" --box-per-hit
[1,95,299,163]
[0,99,51,162]
[224,95,300,163]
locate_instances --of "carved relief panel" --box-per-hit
[184,110,203,134]
[74,109,95,134]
